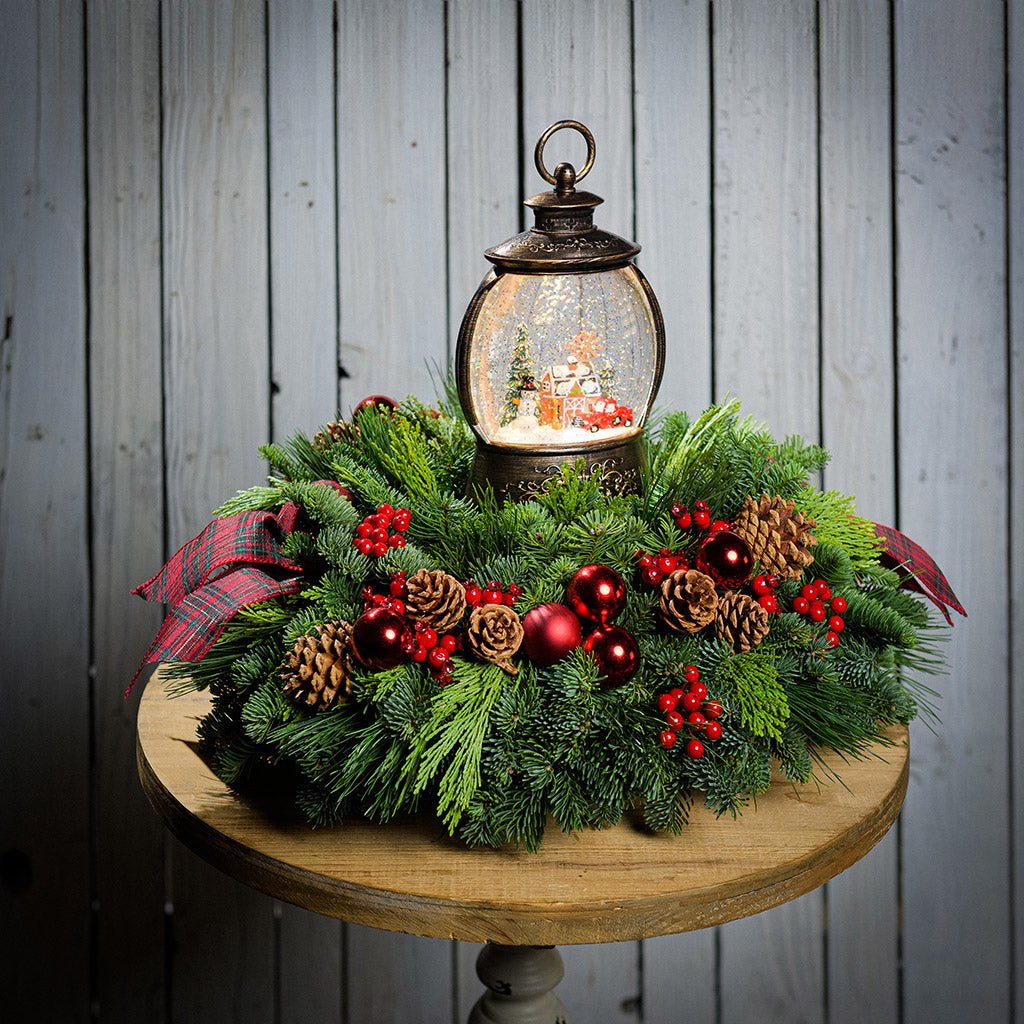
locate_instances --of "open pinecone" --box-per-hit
[405,569,467,632]
[465,604,523,674]
[659,568,719,633]
[281,620,356,712]
[313,419,357,449]
[715,592,770,653]
[732,494,817,581]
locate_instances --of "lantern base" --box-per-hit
[468,435,645,503]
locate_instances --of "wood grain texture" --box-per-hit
[336,0,448,410]
[817,3,900,1022]
[893,2,1011,1021]
[710,5,824,1022]
[86,2,168,1021]
[160,3,276,1021]
[0,3,91,1020]
[137,672,909,948]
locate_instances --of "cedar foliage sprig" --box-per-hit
[162,394,947,849]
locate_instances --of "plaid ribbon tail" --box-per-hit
[126,568,303,696]
[873,523,966,625]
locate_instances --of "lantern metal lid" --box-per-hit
[483,120,641,273]
[456,120,666,503]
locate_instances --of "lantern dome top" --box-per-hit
[484,120,641,273]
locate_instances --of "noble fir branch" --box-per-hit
[841,589,919,647]
[214,482,289,516]
[794,489,881,569]
[283,430,347,481]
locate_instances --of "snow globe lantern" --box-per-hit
[456,120,666,501]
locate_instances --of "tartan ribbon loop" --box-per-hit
[127,501,308,695]
[873,522,966,625]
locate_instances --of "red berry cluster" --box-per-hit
[671,499,713,530]
[792,578,847,648]
[635,548,689,587]
[464,580,522,607]
[409,623,460,684]
[750,573,781,614]
[352,504,411,557]
[655,664,723,759]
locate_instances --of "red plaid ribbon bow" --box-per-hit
[127,502,306,694]
[874,523,966,625]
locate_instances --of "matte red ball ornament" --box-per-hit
[521,603,583,666]
[584,625,640,689]
[351,606,413,671]
[567,564,627,625]
[696,530,753,589]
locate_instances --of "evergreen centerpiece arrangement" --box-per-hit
[140,392,952,852]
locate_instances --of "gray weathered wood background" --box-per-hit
[1,1,1020,1022]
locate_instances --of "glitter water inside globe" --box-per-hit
[466,268,657,447]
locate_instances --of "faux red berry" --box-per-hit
[669,687,686,701]
[390,579,407,598]
[801,583,818,601]
[693,509,711,529]
[752,574,771,595]
[659,730,677,749]
[825,631,839,648]
[507,583,523,597]
[642,565,664,586]
[695,500,710,513]
[427,647,450,671]
[686,711,706,728]
[689,682,708,701]
[758,593,778,614]
[686,738,705,759]
[387,598,405,616]
[482,586,503,605]
[683,664,700,684]
[657,555,676,575]
[464,583,482,606]
[808,601,827,622]
[675,511,692,529]
[355,538,374,556]
[638,553,653,568]
[830,595,847,614]
[388,534,406,548]
[656,693,677,712]
[356,523,373,539]
[502,592,518,605]
[372,541,389,558]
[705,720,723,741]
[438,634,457,654]
[418,627,437,648]
[411,645,428,662]
[670,503,686,518]
[703,701,723,720]
[681,692,701,712]
[377,503,394,518]
[793,596,810,615]
[765,574,778,589]
[813,579,830,600]
[709,520,731,533]
[666,711,684,730]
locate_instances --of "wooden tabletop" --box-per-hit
[137,670,908,946]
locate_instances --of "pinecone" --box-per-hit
[714,592,771,653]
[465,604,524,674]
[281,621,356,711]
[659,568,719,633]
[732,494,818,581]
[404,569,467,632]
[313,419,356,450]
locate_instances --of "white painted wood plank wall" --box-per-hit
[1,3,1019,1023]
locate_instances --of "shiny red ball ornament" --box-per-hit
[583,625,640,689]
[351,606,413,671]
[696,530,753,589]
[354,395,397,415]
[567,564,627,625]
[521,603,583,666]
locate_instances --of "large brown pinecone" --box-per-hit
[659,568,719,633]
[715,591,771,653]
[313,419,357,450]
[732,494,818,581]
[465,604,524,674]
[404,569,467,632]
[281,621,356,711]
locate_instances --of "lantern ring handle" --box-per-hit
[534,120,596,187]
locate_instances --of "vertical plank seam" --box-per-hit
[265,1,276,446]
[516,0,526,234]
[888,5,906,1023]
[333,1,345,413]
[82,0,100,1017]
[443,0,452,371]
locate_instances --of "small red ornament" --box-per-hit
[583,625,640,688]
[696,530,753,589]
[521,603,583,666]
[352,606,413,671]
[567,564,627,625]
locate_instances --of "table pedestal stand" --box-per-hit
[468,944,568,1024]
